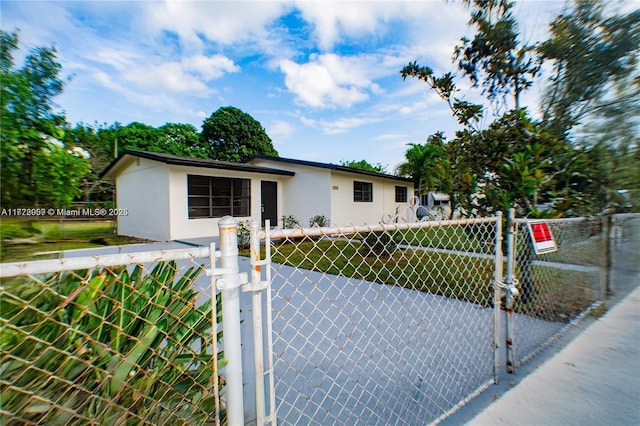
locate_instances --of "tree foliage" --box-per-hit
[400,0,638,217]
[539,0,640,138]
[455,0,541,110]
[200,106,278,162]
[397,134,445,189]
[32,139,92,208]
[340,159,388,174]
[1,29,69,208]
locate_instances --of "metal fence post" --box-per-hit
[492,211,503,384]
[604,215,615,296]
[504,208,517,374]
[218,217,245,425]
[249,220,266,426]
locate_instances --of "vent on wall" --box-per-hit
[332,186,339,190]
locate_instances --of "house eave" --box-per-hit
[100,150,296,180]
[247,155,414,184]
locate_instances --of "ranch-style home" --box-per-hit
[100,150,415,241]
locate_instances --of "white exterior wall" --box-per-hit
[168,165,289,240]
[115,158,171,241]
[330,171,413,226]
[250,160,331,227]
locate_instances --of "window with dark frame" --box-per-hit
[353,181,373,202]
[395,186,408,203]
[188,175,251,219]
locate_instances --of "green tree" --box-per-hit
[32,139,91,208]
[1,29,66,207]
[200,106,278,162]
[539,1,640,138]
[114,122,160,155]
[157,123,208,158]
[63,123,118,203]
[400,0,594,218]
[340,159,387,174]
[537,0,640,214]
[397,134,445,192]
[455,0,541,110]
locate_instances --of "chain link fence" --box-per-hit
[0,248,224,425]
[509,216,607,367]
[2,212,635,425]
[263,217,502,425]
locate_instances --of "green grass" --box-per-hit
[513,266,599,322]
[0,218,149,262]
[268,239,496,307]
[393,226,494,253]
[248,236,600,323]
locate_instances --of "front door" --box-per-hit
[261,181,278,226]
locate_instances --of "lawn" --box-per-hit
[255,234,599,322]
[268,238,497,307]
[392,225,495,253]
[0,218,150,262]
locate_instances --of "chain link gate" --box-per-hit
[503,210,608,370]
[249,216,504,425]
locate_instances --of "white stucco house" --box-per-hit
[100,150,415,241]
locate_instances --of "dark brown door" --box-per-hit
[261,181,278,226]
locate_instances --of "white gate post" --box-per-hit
[492,211,503,383]
[249,220,266,425]
[218,217,245,425]
[504,208,517,374]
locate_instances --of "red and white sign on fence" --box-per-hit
[527,220,558,254]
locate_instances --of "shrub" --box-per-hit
[281,215,300,229]
[360,231,397,258]
[309,215,330,228]
[237,220,250,248]
[1,261,226,424]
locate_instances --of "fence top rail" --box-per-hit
[261,215,500,241]
[0,246,211,278]
[513,216,595,224]
[612,212,640,219]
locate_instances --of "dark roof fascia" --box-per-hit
[248,156,414,183]
[100,150,296,179]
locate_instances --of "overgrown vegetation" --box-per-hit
[0,219,147,262]
[0,261,225,424]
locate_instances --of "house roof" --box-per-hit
[100,150,296,179]
[247,156,414,183]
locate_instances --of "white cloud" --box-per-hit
[279,53,387,108]
[123,62,210,94]
[90,51,237,96]
[182,54,240,80]
[294,0,389,50]
[300,115,377,135]
[268,120,295,143]
[143,0,288,49]
[89,47,143,71]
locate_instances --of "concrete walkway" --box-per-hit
[468,284,640,426]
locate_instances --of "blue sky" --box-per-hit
[2,0,574,170]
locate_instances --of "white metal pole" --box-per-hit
[264,220,277,425]
[492,212,503,384]
[210,242,221,426]
[250,220,266,426]
[505,208,517,374]
[218,216,245,425]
